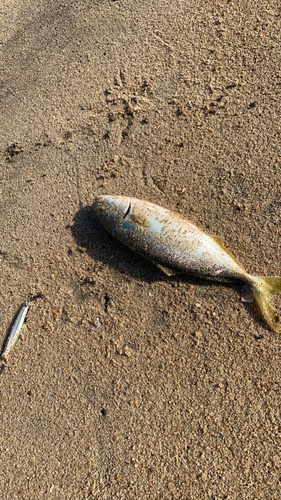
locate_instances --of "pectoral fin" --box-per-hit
[211,235,245,270]
[152,261,181,276]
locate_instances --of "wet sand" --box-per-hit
[1,1,281,498]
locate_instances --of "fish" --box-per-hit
[2,302,29,358]
[92,195,281,332]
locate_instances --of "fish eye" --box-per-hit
[122,202,131,219]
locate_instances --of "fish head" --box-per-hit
[92,195,131,225]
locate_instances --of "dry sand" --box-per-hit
[1,1,281,498]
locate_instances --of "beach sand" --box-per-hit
[1,1,281,498]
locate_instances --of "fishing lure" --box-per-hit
[92,195,281,332]
[2,302,29,358]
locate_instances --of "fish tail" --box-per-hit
[248,276,281,332]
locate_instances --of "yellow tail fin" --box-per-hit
[249,276,281,332]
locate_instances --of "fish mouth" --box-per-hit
[95,195,105,203]
[94,195,131,217]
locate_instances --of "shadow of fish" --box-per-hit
[92,195,281,332]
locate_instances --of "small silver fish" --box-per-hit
[2,302,29,358]
[92,195,281,332]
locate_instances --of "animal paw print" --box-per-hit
[104,70,154,144]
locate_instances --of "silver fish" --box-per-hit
[92,195,281,332]
[2,302,29,358]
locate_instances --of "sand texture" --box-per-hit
[1,1,281,498]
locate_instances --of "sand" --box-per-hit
[1,1,281,498]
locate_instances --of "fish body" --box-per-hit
[92,195,281,332]
[2,302,29,358]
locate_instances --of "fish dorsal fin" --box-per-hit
[211,235,225,247]
[211,235,245,270]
